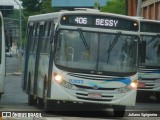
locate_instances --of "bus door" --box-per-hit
[33,21,45,95]
[47,22,57,98]
[22,22,34,91]
[26,22,41,95]
[36,21,55,98]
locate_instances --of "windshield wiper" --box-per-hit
[77,28,89,51]
[147,34,160,45]
[107,32,121,63]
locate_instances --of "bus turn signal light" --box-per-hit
[130,80,138,89]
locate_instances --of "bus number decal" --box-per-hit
[69,79,83,84]
[75,17,87,24]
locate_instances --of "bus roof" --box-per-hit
[28,10,138,22]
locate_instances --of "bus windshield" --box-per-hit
[141,35,160,66]
[55,29,138,74]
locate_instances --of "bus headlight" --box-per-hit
[54,73,63,83]
[53,72,73,89]
[130,80,138,89]
[118,80,138,93]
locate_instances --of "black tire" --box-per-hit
[42,76,52,112]
[155,92,160,102]
[113,105,126,118]
[44,99,52,112]
[27,73,37,106]
[37,97,44,108]
[28,94,37,106]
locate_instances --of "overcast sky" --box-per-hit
[0,0,22,9]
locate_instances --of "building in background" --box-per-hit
[141,0,160,20]
[0,5,14,17]
[127,0,160,20]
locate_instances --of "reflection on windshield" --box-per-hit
[55,30,138,73]
[107,32,121,63]
[141,35,160,65]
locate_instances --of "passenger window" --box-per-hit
[26,23,33,52]
[33,23,40,52]
[46,21,54,53]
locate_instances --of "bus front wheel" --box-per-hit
[28,94,37,106]
[113,105,126,118]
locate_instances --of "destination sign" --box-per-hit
[60,14,138,31]
[140,21,160,33]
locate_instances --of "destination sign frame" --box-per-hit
[140,21,160,33]
[60,14,139,31]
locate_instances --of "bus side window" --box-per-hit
[41,22,47,53]
[26,23,34,53]
[40,21,53,53]
[33,23,40,52]
[45,21,54,53]
[30,23,37,52]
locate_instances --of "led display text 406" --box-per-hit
[75,17,88,24]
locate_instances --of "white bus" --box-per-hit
[138,19,160,101]
[0,11,6,99]
[22,9,139,117]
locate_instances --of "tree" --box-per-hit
[94,1,100,10]
[40,0,55,13]
[19,0,61,47]
[20,0,42,12]
[100,0,126,15]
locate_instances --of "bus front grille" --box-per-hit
[76,97,112,101]
[76,93,113,102]
[138,78,157,90]
[74,84,116,90]
[67,72,116,81]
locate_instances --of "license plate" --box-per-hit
[138,82,145,88]
[88,93,102,99]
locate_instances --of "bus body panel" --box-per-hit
[48,66,137,107]
[27,53,36,94]
[37,53,50,98]
[138,69,160,91]
[138,19,160,95]
[0,12,6,95]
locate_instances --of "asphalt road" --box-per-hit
[0,56,160,120]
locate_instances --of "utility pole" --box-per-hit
[14,0,22,73]
[14,0,22,51]
[136,0,142,16]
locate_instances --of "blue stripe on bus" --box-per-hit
[88,78,131,86]
[105,78,131,85]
